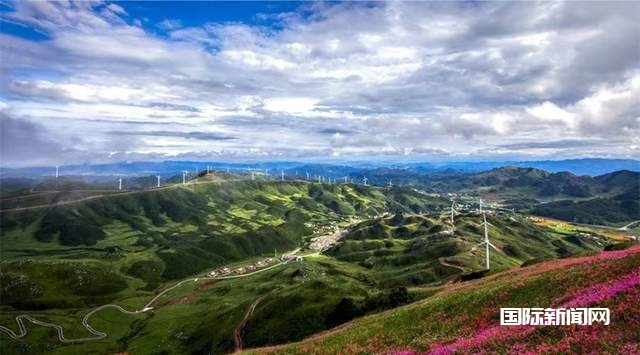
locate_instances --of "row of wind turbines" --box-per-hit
[52,165,388,193]
[450,198,500,270]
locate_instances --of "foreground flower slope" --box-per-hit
[248,245,640,354]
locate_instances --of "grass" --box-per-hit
[0,180,449,354]
[2,177,633,354]
[248,245,640,354]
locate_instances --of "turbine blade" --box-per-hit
[488,242,500,251]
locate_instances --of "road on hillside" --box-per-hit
[234,296,265,353]
[0,178,252,212]
[0,260,289,343]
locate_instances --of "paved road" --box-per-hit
[0,261,288,343]
[619,220,640,231]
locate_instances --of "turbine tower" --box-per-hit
[251,171,255,181]
[157,175,161,188]
[118,178,122,191]
[344,176,348,183]
[388,180,392,188]
[363,177,368,186]
[55,165,59,178]
[477,202,499,270]
[306,171,310,180]
[281,170,285,181]
[450,200,456,225]
[182,171,187,185]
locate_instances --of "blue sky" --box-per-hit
[1,1,639,167]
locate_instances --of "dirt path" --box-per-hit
[0,259,289,343]
[438,257,470,273]
[234,297,265,353]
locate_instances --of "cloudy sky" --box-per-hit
[1,1,639,167]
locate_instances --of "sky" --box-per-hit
[1,1,639,167]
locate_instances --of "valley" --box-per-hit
[0,169,637,354]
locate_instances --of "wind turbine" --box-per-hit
[388,180,393,188]
[281,170,285,181]
[306,171,310,180]
[118,178,122,191]
[477,199,499,270]
[182,171,187,185]
[55,165,59,178]
[344,176,348,184]
[362,177,368,186]
[251,171,255,181]
[157,175,161,188]
[450,199,456,225]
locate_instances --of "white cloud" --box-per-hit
[0,1,638,166]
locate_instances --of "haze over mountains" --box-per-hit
[1,158,638,179]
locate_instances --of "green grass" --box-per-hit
[0,181,449,354]
[249,246,640,354]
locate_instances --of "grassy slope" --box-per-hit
[249,245,640,354]
[0,179,449,354]
[1,180,447,298]
[0,177,632,354]
[328,212,606,287]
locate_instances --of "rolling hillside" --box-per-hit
[327,212,606,286]
[0,174,634,354]
[359,167,639,201]
[249,245,640,354]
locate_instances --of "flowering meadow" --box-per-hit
[253,245,640,354]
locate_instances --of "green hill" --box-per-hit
[0,176,631,355]
[248,245,640,354]
[327,212,606,287]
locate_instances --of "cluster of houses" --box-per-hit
[206,257,276,277]
[280,254,303,262]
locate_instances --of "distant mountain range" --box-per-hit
[1,158,638,179]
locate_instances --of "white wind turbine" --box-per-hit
[118,178,122,191]
[362,177,368,186]
[281,170,285,181]
[306,171,310,180]
[182,171,187,185]
[55,165,59,178]
[157,175,161,188]
[450,199,456,225]
[477,199,499,270]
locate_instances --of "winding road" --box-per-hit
[233,297,265,353]
[0,260,288,343]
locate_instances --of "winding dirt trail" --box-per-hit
[0,260,288,343]
[234,297,265,353]
[438,257,470,274]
